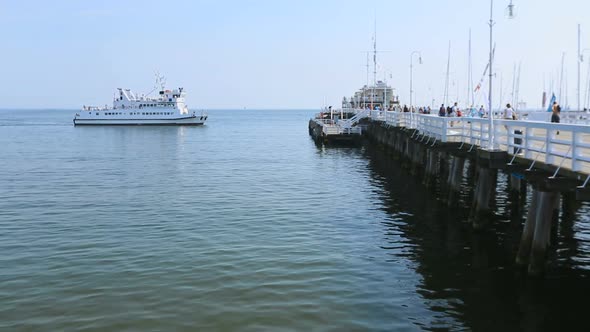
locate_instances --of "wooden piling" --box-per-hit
[516,189,540,266]
[448,156,465,206]
[470,167,496,230]
[528,191,559,276]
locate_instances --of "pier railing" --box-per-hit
[363,110,590,173]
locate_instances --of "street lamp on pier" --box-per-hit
[486,0,515,150]
[410,51,422,128]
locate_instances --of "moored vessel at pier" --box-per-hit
[74,76,207,126]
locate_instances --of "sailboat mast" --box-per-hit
[498,72,503,111]
[578,24,581,111]
[444,41,451,106]
[365,52,369,108]
[372,18,377,109]
[559,52,565,103]
[467,29,473,107]
[515,62,521,110]
[511,64,517,107]
[585,56,590,110]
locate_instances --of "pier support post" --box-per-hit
[528,190,559,276]
[516,189,540,266]
[410,140,424,175]
[470,166,496,230]
[447,156,466,206]
[423,150,439,187]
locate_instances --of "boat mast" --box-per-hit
[511,63,517,107]
[372,18,377,110]
[365,52,369,108]
[578,24,581,111]
[487,0,495,149]
[444,41,451,106]
[498,72,503,111]
[565,70,569,108]
[559,52,565,103]
[515,62,521,110]
[585,55,590,110]
[467,29,473,107]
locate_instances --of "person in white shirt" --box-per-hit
[504,103,515,120]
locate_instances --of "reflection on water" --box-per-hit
[362,144,590,331]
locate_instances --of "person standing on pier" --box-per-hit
[478,105,485,117]
[439,104,446,117]
[503,103,515,120]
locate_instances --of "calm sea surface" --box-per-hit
[1,109,590,331]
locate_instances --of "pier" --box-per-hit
[308,109,368,144]
[310,110,590,276]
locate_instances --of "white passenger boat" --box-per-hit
[74,76,207,126]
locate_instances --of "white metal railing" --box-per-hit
[340,109,370,128]
[351,108,590,174]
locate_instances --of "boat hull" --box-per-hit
[73,117,206,126]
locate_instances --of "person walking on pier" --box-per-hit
[504,103,521,154]
[551,102,561,123]
[551,101,561,134]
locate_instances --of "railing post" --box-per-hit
[545,128,554,165]
[524,126,532,159]
[572,131,580,171]
[441,118,448,142]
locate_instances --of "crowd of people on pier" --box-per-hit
[353,100,564,125]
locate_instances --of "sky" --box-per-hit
[0,0,589,110]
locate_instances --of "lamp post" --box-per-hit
[486,0,496,150]
[485,0,516,150]
[410,51,422,128]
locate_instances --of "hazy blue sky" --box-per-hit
[0,0,588,109]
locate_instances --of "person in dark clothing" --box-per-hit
[551,102,561,123]
[439,104,446,117]
[551,101,561,134]
[403,105,409,112]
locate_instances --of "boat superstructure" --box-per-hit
[74,76,207,126]
[344,81,399,110]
